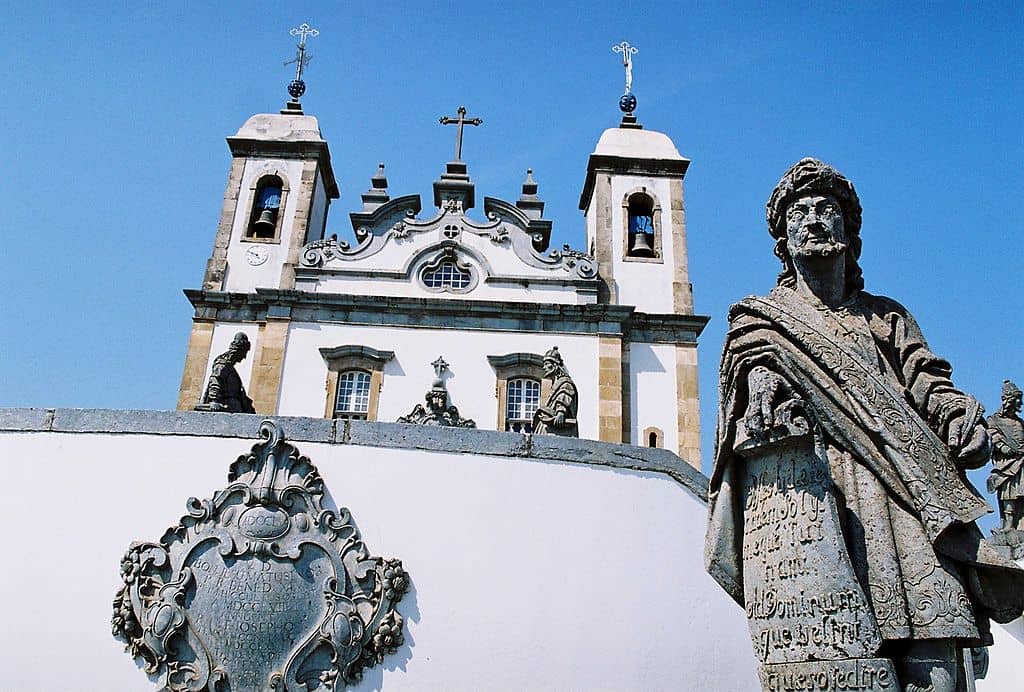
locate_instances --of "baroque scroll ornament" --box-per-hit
[112,420,409,690]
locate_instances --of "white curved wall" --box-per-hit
[0,429,757,691]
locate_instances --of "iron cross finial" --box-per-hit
[612,41,638,94]
[284,23,319,101]
[439,106,483,162]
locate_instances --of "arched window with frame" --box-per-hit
[623,191,662,260]
[320,345,394,421]
[505,377,541,432]
[334,369,372,419]
[247,175,285,240]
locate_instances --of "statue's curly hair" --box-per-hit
[766,158,864,292]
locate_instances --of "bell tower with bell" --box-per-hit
[179,23,339,413]
[580,41,693,314]
[200,23,338,294]
[578,41,704,465]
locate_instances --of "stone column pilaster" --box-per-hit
[203,158,246,291]
[248,318,291,415]
[675,343,701,468]
[670,178,694,315]
[177,320,216,410]
[598,335,624,443]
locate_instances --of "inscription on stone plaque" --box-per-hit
[113,420,409,690]
[737,407,897,690]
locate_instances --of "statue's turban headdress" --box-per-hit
[1003,379,1022,399]
[766,158,863,241]
[543,346,565,367]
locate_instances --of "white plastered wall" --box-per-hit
[276,323,600,434]
[629,342,679,452]
[608,174,678,314]
[0,430,759,691]
[224,158,306,292]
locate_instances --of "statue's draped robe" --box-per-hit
[534,375,579,435]
[987,413,1024,500]
[707,288,1024,644]
[201,358,254,413]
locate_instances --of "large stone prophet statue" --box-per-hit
[987,380,1024,540]
[705,158,1024,691]
[195,332,256,413]
[533,346,578,437]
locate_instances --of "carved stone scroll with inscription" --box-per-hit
[736,407,898,691]
[112,420,409,690]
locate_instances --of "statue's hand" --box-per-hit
[744,366,795,441]
[553,411,565,426]
[952,419,990,470]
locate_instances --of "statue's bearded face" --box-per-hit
[785,194,847,261]
[542,359,558,377]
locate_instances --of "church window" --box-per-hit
[334,370,371,419]
[643,426,664,448]
[320,345,394,421]
[422,260,473,290]
[623,191,662,261]
[247,175,285,240]
[505,378,541,432]
[488,353,551,433]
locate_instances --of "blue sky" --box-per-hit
[1,3,1021,523]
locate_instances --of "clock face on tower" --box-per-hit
[245,246,269,266]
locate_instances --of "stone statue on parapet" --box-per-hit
[705,158,1024,692]
[195,332,256,413]
[397,357,475,428]
[987,379,1024,555]
[532,346,578,437]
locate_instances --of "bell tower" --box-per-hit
[179,24,339,413]
[577,41,704,466]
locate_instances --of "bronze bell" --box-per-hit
[629,231,656,257]
[253,208,277,235]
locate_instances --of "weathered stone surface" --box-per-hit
[738,424,881,666]
[987,379,1024,557]
[195,332,256,413]
[112,420,408,690]
[396,357,475,428]
[533,346,579,437]
[0,407,706,498]
[759,659,898,692]
[706,158,1024,692]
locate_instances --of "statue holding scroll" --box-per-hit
[706,158,1024,691]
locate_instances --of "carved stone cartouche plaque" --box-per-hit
[112,420,409,690]
[736,402,897,691]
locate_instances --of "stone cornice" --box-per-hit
[226,138,340,198]
[0,408,708,501]
[578,154,690,212]
[183,289,708,342]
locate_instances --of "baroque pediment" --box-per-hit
[299,167,596,284]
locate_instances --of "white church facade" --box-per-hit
[175,101,707,467]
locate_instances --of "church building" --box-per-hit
[175,53,707,467]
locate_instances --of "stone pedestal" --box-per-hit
[737,427,899,691]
